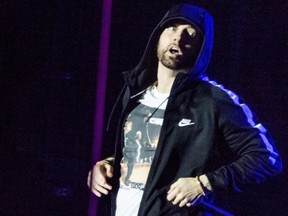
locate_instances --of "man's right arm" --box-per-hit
[87,157,115,197]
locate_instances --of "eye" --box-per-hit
[186,27,197,37]
[167,26,177,31]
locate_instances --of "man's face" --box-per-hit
[157,22,203,70]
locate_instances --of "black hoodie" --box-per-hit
[109,4,282,216]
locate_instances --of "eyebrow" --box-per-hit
[164,22,204,38]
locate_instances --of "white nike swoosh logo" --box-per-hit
[178,119,195,127]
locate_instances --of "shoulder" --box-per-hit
[191,79,240,103]
[198,80,242,105]
[192,80,249,119]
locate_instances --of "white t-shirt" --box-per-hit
[116,86,169,216]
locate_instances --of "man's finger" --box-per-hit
[91,187,102,197]
[94,184,110,195]
[166,188,177,201]
[104,163,114,178]
[87,171,91,187]
[179,198,189,207]
[187,195,203,207]
[172,194,183,205]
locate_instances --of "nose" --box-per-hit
[173,31,182,43]
[173,30,187,44]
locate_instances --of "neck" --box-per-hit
[156,62,188,93]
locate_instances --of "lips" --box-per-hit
[168,44,183,56]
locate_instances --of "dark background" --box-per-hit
[0,0,287,215]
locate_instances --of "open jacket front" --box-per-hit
[107,4,282,216]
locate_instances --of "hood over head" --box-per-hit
[124,4,214,94]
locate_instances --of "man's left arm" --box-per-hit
[205,95,282,192]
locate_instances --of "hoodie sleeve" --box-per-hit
[205,85,282,192]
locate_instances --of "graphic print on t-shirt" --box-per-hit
[120,103,164,189]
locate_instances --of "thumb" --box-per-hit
[104,163,114,178]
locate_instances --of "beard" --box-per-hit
[157,47,196,70]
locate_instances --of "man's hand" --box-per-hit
[87,158,114,197]
[167,177,206,207]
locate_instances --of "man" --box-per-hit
[87,4,282,216]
